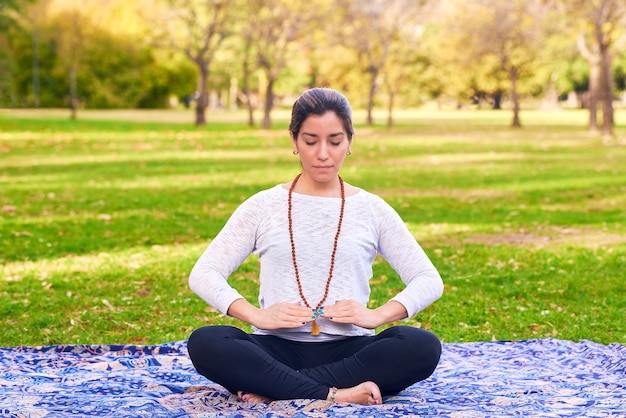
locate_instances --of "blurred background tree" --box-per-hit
[567,0,626,136]
[1,0,626,137]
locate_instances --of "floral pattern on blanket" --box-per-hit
[0,338,624,417]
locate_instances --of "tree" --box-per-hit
[443,0,554,127]
[238,0,315,129]
[4,0,192,109]
[48,2,90,119]
[158,0,235,126]
[235,18,257,126]
[380,1,437,127]
[334,0,400,125]
[0,0,37,106]
[328,0,435,126]
[567,0,626,137]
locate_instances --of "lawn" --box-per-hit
[0,107,624,347]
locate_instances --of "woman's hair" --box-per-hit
[289,88,354,141]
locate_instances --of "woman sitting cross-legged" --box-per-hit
[187,87,444,405]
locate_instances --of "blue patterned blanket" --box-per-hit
[0,338,623,417]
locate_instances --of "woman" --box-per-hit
[187,87,444,405]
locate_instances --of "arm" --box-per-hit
[188,196,261,315]
[322,195,442,329]
[190,190,317,330]
[376,198,443,318]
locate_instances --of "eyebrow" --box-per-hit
[302,132,345,138]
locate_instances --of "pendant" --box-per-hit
[311,319,320,336]
[311,308,324,336]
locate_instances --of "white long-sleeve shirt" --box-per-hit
[189,184,443,341]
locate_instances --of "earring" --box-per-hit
[292,150,299,155]
[346,149,352,155]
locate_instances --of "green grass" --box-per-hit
[1,108,625,347]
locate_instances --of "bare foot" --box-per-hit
[237,390,272,403]
[331,381,382,405]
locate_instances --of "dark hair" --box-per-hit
[289,88,354,141]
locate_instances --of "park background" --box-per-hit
[0,0,624,348]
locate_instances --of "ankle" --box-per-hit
[327,386,338,402]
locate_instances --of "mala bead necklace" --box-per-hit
[288,173,345,336]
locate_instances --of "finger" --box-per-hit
[274,304,309,319]
[288,304,316,316]
[290,306,317,320]
[322,304,351,317]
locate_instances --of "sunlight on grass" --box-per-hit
[410,222,475,237]
[509,174,624,191]
[381,152,529,169]
[2,149,283,168]
[1,241,205,281]
[1,109,624,346]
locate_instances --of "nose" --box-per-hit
[317,142,329,160]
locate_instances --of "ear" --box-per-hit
[290,132,298,153]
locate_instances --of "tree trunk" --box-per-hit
[229,77,238,111]
[242,42,255,127]
[540,73,559,110]
[262,77,275,129]
[599,46,614,137]
[492,91,503,110]
[510,69,521,128]
[32,26,40,108]
[576,31,601,131]
[387,90,394,128]
[588,62,600,131]
[69,64,77,120]
[242,76,255,127]
[246,97,255,127]
[195,64,209,126]
[366,68,378,126]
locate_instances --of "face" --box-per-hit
[292,112,351,185]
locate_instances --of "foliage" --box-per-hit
[235,0,319,127]
[155,0,242,125]
[0,0,33,106]
[614,53,626,91]
[0,109,624,346]
[1,0,626,129]
[79,31,177,109]
[0,33,16,105]
[3,1,191,108]
[0,0,32,30]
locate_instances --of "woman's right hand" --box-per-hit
[253,302,314,330]
[227,298,313,330]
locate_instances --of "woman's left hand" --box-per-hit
[321,299,409,330]
[320,300,381,329]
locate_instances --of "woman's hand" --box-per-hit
[321,300,379,329]
[227,299,314,330]
[253,302,314,330]
[321,300,409,329]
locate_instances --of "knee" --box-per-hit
[187,325,241,362]
[187,326,211,362]
[413,329,441,377]
[411,327,441,355]
[396,326,442,370]
[376,326,442,388]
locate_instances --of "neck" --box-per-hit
[292,173,342,197]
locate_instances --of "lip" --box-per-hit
[314,165,333,169]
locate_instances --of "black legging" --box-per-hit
[187,325,441,400]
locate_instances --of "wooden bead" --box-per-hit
[288,173,345,335]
